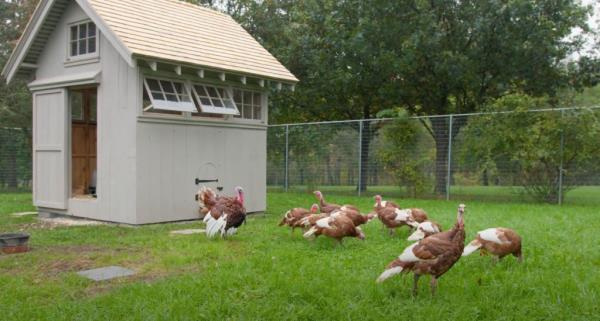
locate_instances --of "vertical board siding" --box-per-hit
[136,121,266,224]
[33,90,68,209]
[33,1,138,223]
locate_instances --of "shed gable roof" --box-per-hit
[2,0,298,84]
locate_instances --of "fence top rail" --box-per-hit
[268,105,600,127]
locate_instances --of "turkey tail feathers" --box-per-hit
[462,239,482,256]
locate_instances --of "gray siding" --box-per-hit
[136,120,267,224]
[33,1,138,223]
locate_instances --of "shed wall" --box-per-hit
[33,1,138,223]
[135,120,267,224]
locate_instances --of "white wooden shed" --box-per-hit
[1,0,297,224]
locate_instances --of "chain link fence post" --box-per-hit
[558,110,565,205]
[358,120,363,197]
[446,115,453,201]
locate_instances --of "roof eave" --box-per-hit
[133,54,299,84]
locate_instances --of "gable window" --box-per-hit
[191,84,239,115]
[233,89,262,120]
[69,21,98,58]
[142,77,196,114]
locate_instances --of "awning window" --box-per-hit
[191,84,239,115]
[143,78,196,112]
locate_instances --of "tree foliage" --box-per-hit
[459,94,600,203]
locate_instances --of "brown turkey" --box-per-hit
[376,204,466,296]
[196,186,218,217]
[373,195,399,210]
[279,204,319,234]
[202,186,246,238]
[313,191,359,214]
[338,207,376,227]
[303,212,365,245]
[462,227,522,262]
[374,195,418,235]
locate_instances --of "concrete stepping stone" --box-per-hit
[170,229,205,235]
[77,266,136,281]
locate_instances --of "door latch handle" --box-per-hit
[195,178,219,185]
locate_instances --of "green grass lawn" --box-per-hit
[1,192,599,320]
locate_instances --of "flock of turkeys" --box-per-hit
[196,187,522,296]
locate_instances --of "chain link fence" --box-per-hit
[267,107,600,205]
[0,128,32,192]
[1,108,599,204]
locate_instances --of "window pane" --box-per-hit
[253,92,261,106]
[79,39,87,55]
[253,106,261,120]
[88,37,96,53]
[88,23,96,37]
[217,88,227,98]
[223,99,235,109]
[173,82,189,100]
[160,80,175,94]
[205,86,218,98]
[211,98,223,107]
[147,79,161,92]
[70,26,78,41]
[233,89,242,105]
[165,93,178,102]
[70,92,83,120]
[79,23,87,39]
[243,105,251,119]
[200,97,212,106]
[70,41,78,56]
[194,85,208,97]
[244,92,252,106]
[151,91,164,100]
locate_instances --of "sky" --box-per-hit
[581,0,599,56]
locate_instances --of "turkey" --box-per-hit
[373,195,399,210]
[339,207,376,227]
[313,190,359,214]
[202,186,246,238]
[462,227,522,262]
[376,204,466,296]
[373,195,428,225]
[374,195,418,235]
[303,213,365,245]
[407,208,429,224]
[196,186,218,217]
[279,204,319,234]
[407,221,443,241]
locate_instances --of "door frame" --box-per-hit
[68,86,98,198]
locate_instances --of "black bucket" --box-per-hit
[0,233,30,254]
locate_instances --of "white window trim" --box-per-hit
[66,20,100,62]
[143,77,196,113]
[191,83,240,116]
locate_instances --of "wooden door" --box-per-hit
[33,89,68,209]
[71,88,97,197]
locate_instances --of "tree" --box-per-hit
[220,0,595,195]
[460,94,600,203]
[376,109,432,197]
